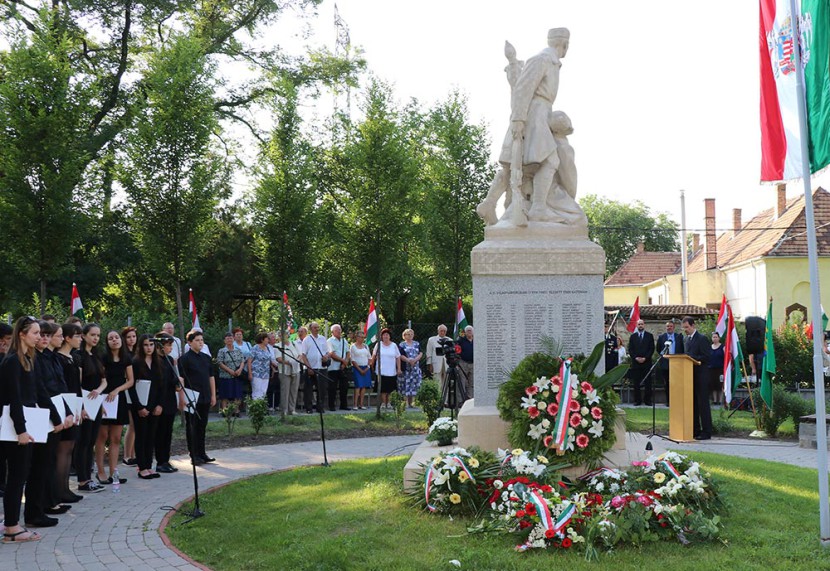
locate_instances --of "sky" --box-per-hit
[268,0,830,238]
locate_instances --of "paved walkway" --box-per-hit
[3,431,827,570]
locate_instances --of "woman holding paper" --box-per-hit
[75,324,107,492]
[121,326,138,467]
[131,335,162,479]
[1,316,50,542]
[95,331,133,486]
[56,323,84,503]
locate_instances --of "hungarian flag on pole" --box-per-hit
[455,298,468,337]
[760,0,830,181]
[282,291,297,334]
[760,298,776,408]
[364,298,378,344]
[805,304,829,339]
[722,304,743,406]
[70,283,84,320]
[626,297,640,333]
[188,289,201,330]
[715,294,728,337]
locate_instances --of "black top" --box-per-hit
[708,344,725,370]
[56,350,83,396]
[628,330,655,369]
[80,350,105,392]
[102,356,131,394]
[178,350,212,404]
[0,353,62,433]
[604,334,619,370]
[37,349,72,416]
[457,337,474,363]
[159,355,180,414]
[131,356,162,412]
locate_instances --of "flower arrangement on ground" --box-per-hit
[426,417,458,446]
[414,446,497,516]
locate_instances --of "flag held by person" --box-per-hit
[626,297,640,333]
[365,298,378,345]
[70,283,84,320]
[715,294,728,337]
[188,289,201,330]
[760,298,776,409]
[282,291,297,334]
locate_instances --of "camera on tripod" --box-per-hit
[435,338,460,367]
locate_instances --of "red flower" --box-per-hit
[526,504,537,516]
[541,485,553,493]
[590,406,603,420]
[519,520,532,529]
[528,406,540,419]
[551,375,561,386]
[558,481,568,490]
[515,510,526,518]
[569,413,582,427]
[576,434,590,448]
[526,385,538,396]
[544,529,556,539]
[547,402,559,416]
[581,381,593,394]
[568,399,581,412]
[543,435,554,448]
[561,537,573,548]
[660,522,668,528]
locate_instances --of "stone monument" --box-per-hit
[458,27,606,451]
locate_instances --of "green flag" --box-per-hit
[760,299,776,409]
[803,0,830,173]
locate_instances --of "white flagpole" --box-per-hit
[789,0,830,545]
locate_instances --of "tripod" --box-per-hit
[439,360,468,421]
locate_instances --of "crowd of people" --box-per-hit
[0,314,475,544]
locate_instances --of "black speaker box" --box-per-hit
[745,316,766,355]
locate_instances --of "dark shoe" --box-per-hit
[45,505,71,515]
[156,464,177,473]
[339,407,351,411]
[138,472,156,480]
[96,475,111,485]
[60,494,83,503]
[78,481,105,493]
[201,456,216,463]
[694,434,711,441]
[122,457,137,466]
[633,401,643,407]
[25,516,58,528]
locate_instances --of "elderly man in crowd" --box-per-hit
[300,322,330,414]
[426,324,451,395]
[275,330,302,418]
[327,324,351,411]
[457,325,474,400]
[161,322,183,363]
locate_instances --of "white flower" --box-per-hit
[432,469,450,486]
[552,384,560,393]
[541,419,551,429]
[595,482,605,492]
[571,389,579,399]
[494,479,504,490]
[568,427,576,436]
[496,448,510,461]
[588,420,604,438]
[521,395,537,409]
[528,422,547,439]
[581,419,589,428]
[609,482,620,493]
[585,389,599,405]
[537,401,547,410]
[534,376,551,390]
[581,406,589,416]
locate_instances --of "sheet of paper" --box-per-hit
[81,390,104,419]
[183,388,200,413]
[51,395,66,416]
[135,380,151,407]
[61,393,82,419]
[125,390,132,405]
[0,405,51,443]
[100,393,119,419]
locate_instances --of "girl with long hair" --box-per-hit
[55,322,84,503]
[121,326,138,466]
[95,331,133,485]
[131,334,162,479]
[75,323,107,492]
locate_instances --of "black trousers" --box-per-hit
[134,414,160,471]
[24,432,58,522]
[302,370,313,411]
[155,413,176,466]
[185,402,210,460]
[630,366,652,405]
[327,369,349,410]
[1,442,31,527]
[305,369,327,412]
[266,372,280,409]
[693,368,713,437]
[74,413,101,483]
[0,442,6,492]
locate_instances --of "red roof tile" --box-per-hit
[604,251,682,286]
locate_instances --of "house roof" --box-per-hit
[606,304,717,321]
[687,187,830,271]
[604,251,682,286]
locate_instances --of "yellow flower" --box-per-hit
[468,457,480,468]
[511,448,524,456]
[458,471,469,483]
[536,455,549,465]
[653,472,666,484]
[449,493,462,504]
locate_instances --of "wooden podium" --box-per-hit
[665,354,699,442]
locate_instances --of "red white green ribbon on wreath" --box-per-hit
[553,501,576,532]
[551,359,574,451]
[658,459,682,479]
[424,455,477,512]
[527,489,554,530]
[515,499,576,552]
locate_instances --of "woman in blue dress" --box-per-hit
[399,329,423,407]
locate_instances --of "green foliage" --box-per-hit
[244,397,271,436]
[416,379,442,427]
[773,322,813,388]
[220,402,239,437]
[711,409,735,435]
[389,391,406,426]
[496,352,560,426]
[579,195,679,277]
[752,386,811,436]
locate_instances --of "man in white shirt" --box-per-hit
[300,322,330,413]
[162,322,184,363]
[275,330,302,417]
[426,324,450,395]
[327,324,351,411]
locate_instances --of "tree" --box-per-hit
[419,91,494,312]
[579,195,679,277]
[121,34,228,339]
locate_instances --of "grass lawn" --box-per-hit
[623,407,797,438]
[166,452,830,571]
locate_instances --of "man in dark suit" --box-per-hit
[628,319,655,405]
[681,316,713,440]
[656,321,684,406]
[604,323,619,373]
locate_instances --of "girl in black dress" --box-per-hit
[132,335,163,479]
[94,331,133,485]
[154,333,183,473]
[75,323,107,492]
[121,326,138,467]
[55,323,84,502]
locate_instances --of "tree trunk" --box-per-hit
[40,278,46,316]
[175,279,185,343]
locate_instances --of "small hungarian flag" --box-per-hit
[454,298,468,337]
[70,283,84,320]
[715,294,728,338]
[760,298,776,409]
[364,298,378,344]
[282,291,297,334]
[188,289,201,330]
[805,305,829,339]
[760,0,830,181]
[626,296,640,333]
[722,304,743,406]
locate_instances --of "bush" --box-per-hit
[711,409,735,435]
[220,401,239,437]
[752,385,810,436]
[416,380,442,427]
[245,397,271,435]
[389,391,406,426]
[773,323,813,388]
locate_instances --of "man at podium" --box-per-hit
[680,316,712,440]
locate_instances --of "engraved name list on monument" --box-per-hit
[482,286,596,391]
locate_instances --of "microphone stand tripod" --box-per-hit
[161,352,205,524]
[280,342,330,467]
[646,343,679,452]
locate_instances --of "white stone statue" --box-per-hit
[477,28,588,235]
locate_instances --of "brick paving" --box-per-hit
[2,428,826,569]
